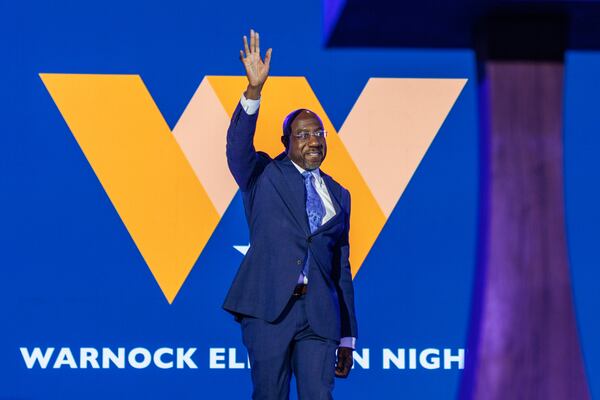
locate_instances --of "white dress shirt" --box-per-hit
[240,94,356,349]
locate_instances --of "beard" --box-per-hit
[303,150,324,170]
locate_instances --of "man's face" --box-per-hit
[286,111,327,170]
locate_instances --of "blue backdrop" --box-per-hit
[1,0,478,398]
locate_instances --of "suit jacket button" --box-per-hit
[297,259,302,265]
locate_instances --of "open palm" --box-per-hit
[240,29,272,88]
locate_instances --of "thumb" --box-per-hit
[336,350,345,369]
[264,48,272,66]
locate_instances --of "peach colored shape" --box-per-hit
[339,78,467,218]
[172,77,238,216]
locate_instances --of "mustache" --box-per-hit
[304,147,324,153]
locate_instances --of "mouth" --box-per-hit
[304,150,323,159]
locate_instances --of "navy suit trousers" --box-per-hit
[240,294,339,400]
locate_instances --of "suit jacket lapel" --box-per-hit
[313,171,344,234]
[321,172,342,215]
[272,154,311,236]
[272,154,344,236]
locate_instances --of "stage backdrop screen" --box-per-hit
[1,0,478,398]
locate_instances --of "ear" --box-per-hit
[281,135,289,150]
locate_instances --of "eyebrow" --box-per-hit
[295,129,324,134]
[295,125,324,132]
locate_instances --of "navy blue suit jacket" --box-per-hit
[222,102,358,341]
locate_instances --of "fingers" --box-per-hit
[243,29,269,62]
[256,31,260,56]
[335,362,351,378]
[334,347,353,378]
[243,35,250,57]
[335,359,345,375]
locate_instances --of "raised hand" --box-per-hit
[240,29,272,99]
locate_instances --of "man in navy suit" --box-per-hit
[223,29,358,400]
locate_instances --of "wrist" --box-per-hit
[245,84,263,100]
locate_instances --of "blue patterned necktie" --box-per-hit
[302,171,325,279]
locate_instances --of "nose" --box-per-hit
[307,133,323,146]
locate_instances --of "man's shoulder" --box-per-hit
[256,150,273,163]
[251,152,288,183]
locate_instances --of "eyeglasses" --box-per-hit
[292,130,327,140]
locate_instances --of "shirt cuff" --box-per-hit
[240,92,260,115]
[339,337,356,349]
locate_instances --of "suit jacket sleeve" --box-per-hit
[226,102,270,191]
[335,189,359,338]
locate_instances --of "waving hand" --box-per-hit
[240,29,272,99]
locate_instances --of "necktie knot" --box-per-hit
[302,170,313,182]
